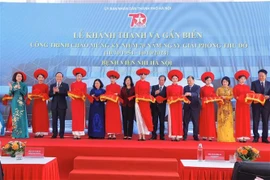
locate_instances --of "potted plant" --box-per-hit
[2,141,26,159]
[236,146,259,161]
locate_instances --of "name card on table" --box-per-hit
[25,147,44,158]
[204,150,225,161]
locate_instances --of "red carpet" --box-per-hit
[1,134,270,180]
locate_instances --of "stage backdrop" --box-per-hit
[0,2,270,121]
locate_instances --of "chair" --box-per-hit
[232,161,270,180]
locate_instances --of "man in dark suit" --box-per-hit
[49,72,69,139]
[150,75,167,140]
[183,76,201,141]
[251,69,270,143]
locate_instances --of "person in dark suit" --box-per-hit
[120,76,135,140]
[251,69,270,143]
[0,161,3,180]
[183,76,201,141]
[49,72,69,139]
[150,75,167,140]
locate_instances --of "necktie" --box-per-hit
[159,86,162,92]
[189,86,192,91]
[261,82,264,94]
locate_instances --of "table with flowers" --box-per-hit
[1,157,60,180]
[1,141,59,180]
[179,146,260,180]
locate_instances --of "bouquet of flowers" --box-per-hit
[2,141,26,157]
[236,146,259,161]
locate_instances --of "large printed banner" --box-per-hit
[0,2,270,117]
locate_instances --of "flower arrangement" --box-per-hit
[236,146,259,161]
[2,141,26,157]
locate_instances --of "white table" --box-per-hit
[0,156,60,180]
[1,157,55,164]
[179,159,235,180]
[181,159,234,168]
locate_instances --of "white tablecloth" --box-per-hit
[0,157,55,164]
[1,156,60,180]
[180,159,234,169]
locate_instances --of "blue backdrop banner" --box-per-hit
[0,2,269,118]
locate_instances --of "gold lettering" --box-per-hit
[101,61,109,66]
[162,31,181,39]
[73,32,84,39]
[137,61,149,65]
[223,43,235,48]
[182,31,203,39]
[30,42,49,48]
[161,61,173,66]
[119,32,147,39]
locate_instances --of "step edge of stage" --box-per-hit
[74,156,179,162]
[69,169,180,176]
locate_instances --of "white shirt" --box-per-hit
[57,82,61,88]
[260,81,265,88]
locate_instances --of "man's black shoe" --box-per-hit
[262,139,270,143]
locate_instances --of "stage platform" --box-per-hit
[1,134,269,180]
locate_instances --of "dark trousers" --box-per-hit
[151,105,166,138]
[183,108,200,138]
[52,109,66,137]
[122,106,134,137]
[252,105,270,140]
